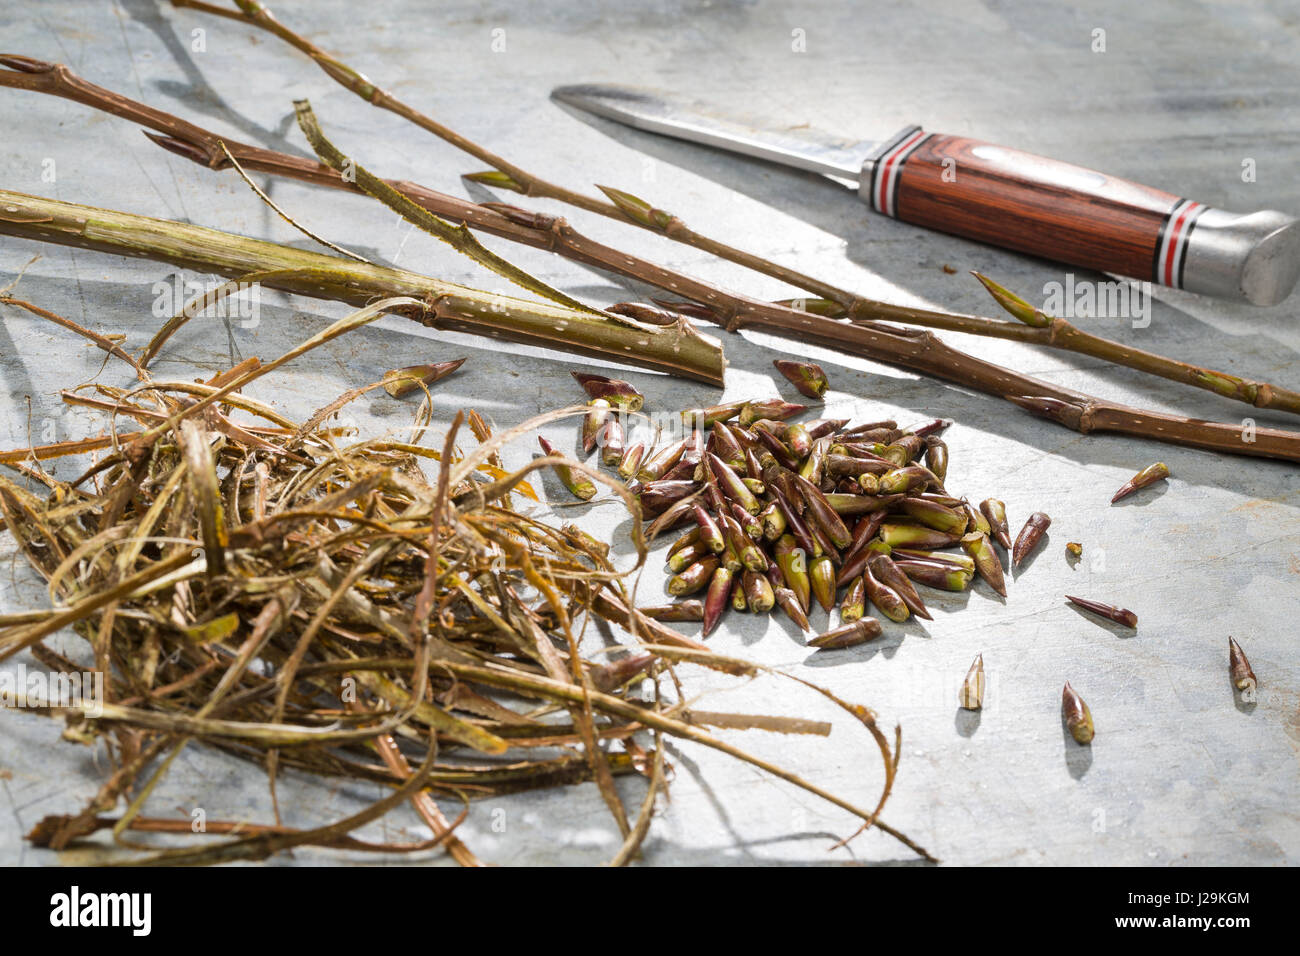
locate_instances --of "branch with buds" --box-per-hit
[1,47,1299,459]
[0,188,725,385]
[156,0,1300,422]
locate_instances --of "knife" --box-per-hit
[551,84,1300,307]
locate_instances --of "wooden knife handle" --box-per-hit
[863,127,1206,289]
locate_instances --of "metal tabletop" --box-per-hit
[0,0,1296,865]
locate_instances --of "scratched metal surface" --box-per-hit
[1,0,1297,866]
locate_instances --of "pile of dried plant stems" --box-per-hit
[2,44,1299,462]
[0,301,932,864]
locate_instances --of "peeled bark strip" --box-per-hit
[0,189,725,386]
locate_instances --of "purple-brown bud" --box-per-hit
[773,359,830,399]
[1062,682,1094,744]
[1011,511,1051,568]
[961,531,1007,597]
[809,618,882,649]
[1065,595,1137,628]
[1111,462,1170,503]
[571,371,644,411]
[381,357,466,398]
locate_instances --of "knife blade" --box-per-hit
[552,83,1300,306]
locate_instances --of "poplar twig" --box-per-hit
[0,189,726,386]
[820,273,1300,416]
[1,57,1296,458]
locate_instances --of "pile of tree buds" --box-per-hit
[567,371,1050,650]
